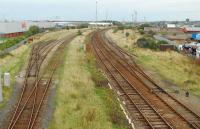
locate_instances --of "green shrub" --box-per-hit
[157,40,168,45]
[137,37,157,50]
[77,23,89,29]
[29,25,40,35]
[0,36,26,51]
[77,30,82,35]
[113,29,118,33]
[118,26,125,30]
[138,23,151,30]
[125,32,130,38]
[139,29,145,35]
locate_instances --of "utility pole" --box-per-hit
[132,14,134,27]
[134,10,137,23]
[144,17,146,23]
[106,10,108,22]
[96,1,98,26]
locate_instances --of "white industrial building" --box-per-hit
[166,24,177,28]
[89,22,113,26]
[0,21,56,38]
[0,22,26,34]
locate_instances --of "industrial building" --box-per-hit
[182,26,200,33]
[89,22,113,27]
[0,22,26,38]
[0,21,56,38]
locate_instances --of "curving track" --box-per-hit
[91,30,200,129]
[5,34,76,129]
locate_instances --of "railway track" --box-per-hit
[91,30,200,129]
[5,34,76,129]
[102,32,200,129]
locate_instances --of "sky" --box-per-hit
[0,0,200,21]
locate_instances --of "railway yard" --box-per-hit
[0,27,200,129]
[93,29,200,128]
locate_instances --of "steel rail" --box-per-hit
[101,30,200,128]
[92,32,173,129]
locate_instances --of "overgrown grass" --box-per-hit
[134,49,200,96]
[0,44,31,109]
[108,29,200,98]
[48,32,129,129]
[85,43,129,129]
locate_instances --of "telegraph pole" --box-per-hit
[96,1,98,26]
[132,14,134,27]
[134,10,137,23]
[106,10,108,22]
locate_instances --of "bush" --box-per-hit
[77,23,89,29]
[139,29,145,35]
[112,21,123,26]
[118,26,125,30]
[0,36,26,51]
[29,26,40,35]
[125,32,130,38]
[113,29,118,33]
[138,23,151,30]
[137,37,157,50]
[157,40,168,45]
[77,30,82,35]
[125,32,130,37]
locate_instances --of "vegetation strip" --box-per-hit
[48,31,129,129]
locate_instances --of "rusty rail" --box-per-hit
[91,30,200,129]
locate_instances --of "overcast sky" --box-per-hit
[0,0,199,21]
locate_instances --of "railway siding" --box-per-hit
[91,30,200,129]
[5,34,76,129]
